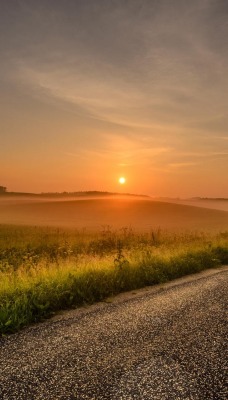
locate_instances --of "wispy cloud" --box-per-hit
[168,162,199,169]
[6,0,226,134]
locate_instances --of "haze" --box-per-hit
[0,0,228,197]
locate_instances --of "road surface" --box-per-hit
[0,267,227,400]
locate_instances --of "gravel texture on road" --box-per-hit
[0,267,227,400]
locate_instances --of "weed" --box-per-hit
[114,240,129,269]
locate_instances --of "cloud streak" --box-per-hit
[4,0,226,133]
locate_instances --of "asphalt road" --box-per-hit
[0,267,227,400]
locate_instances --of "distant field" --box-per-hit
[0,196,228,231]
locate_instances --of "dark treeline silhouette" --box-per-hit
[0,190,149,198]
[39,191,150,198]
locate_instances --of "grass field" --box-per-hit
[0,197,228,334]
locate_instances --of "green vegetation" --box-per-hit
[0,224,227,335]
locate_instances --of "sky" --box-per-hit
[0,0,228,197]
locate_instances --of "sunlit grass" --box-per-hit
[0,225,227,334]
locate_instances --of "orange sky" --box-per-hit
[0,1,228,197]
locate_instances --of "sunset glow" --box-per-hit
[0,1,227,197]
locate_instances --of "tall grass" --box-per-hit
[0,225,227,334]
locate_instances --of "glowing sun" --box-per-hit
[119,177,126,184]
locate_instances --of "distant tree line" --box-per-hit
[0,186,7,193]
[40,191,149,198]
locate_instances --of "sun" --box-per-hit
[119,177,126,184]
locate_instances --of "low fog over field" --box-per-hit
[0,196,227,232]
[155,198,228,212]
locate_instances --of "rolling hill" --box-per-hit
[0,195,227,232]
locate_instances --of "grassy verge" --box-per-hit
[0,225,227,335]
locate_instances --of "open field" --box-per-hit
[0,196,228,231]
[0,196,228,334]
